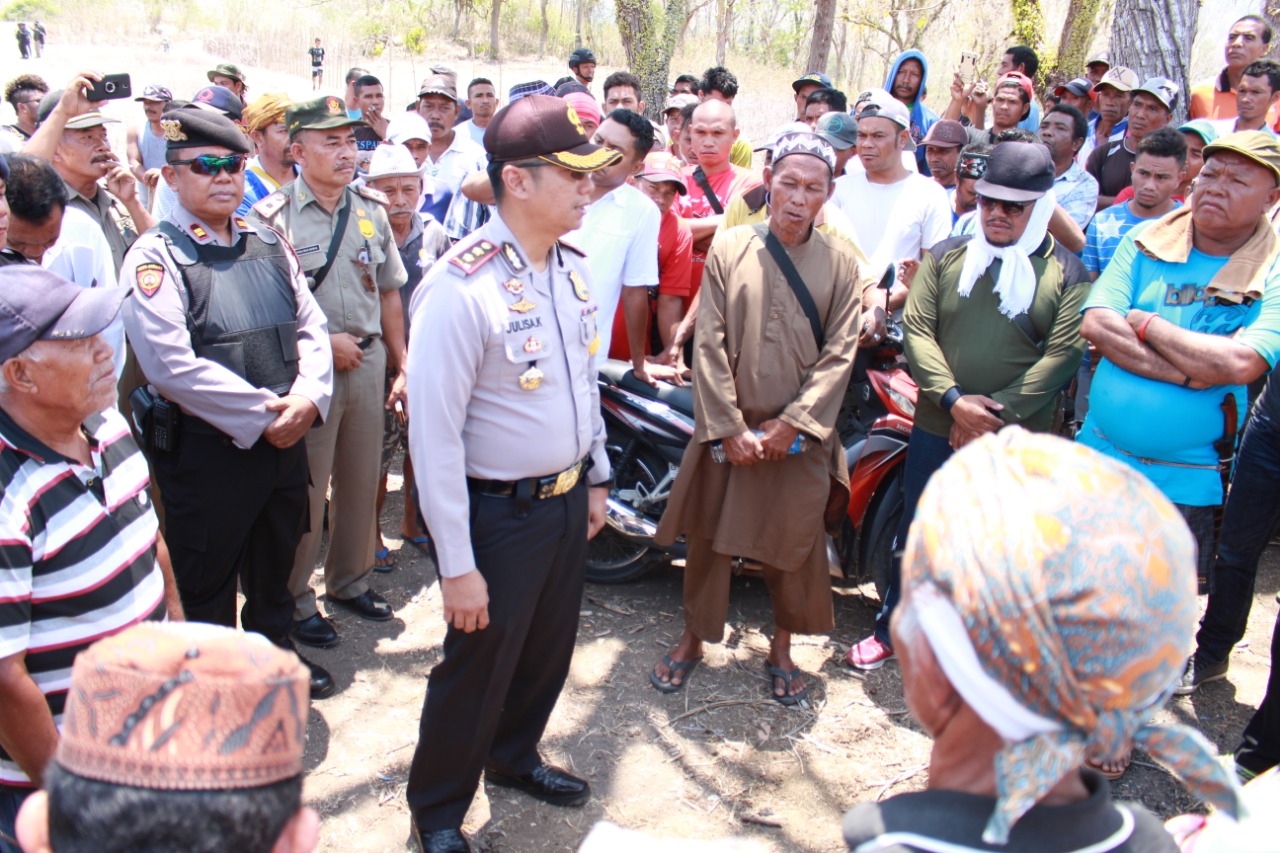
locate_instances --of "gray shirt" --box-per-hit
[407,213,610,579]
[121,203,334,449]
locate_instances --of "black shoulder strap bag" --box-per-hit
[310,189,353,292]
[691,166,724,215]
[763,228,825,351]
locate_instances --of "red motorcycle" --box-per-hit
[831,269,916,597]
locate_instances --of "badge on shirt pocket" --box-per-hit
[502,332,553,396]
[580,305,599,356]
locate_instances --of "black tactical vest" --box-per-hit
[158,222,300,395]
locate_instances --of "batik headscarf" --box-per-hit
[901,428,1241,844]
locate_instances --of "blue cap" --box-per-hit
[0,267,129,361]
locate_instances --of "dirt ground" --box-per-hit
[297,467,1279,853]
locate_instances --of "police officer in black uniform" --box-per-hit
[121,108,337,698]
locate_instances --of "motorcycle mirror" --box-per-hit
[878,264,896,291]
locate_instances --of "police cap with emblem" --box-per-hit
[160,108,251,154]
[285,95,364,137]
[483,94,621,172]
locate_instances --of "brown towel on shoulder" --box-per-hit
[1134,206,1278,304]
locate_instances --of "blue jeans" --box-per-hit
[0,789,31,853]
[873,427,954,645]
[1195,411,1280,665]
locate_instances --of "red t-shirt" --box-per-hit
[675,163,760,295]
[1113,185,1185,206]
[608,207,694,360]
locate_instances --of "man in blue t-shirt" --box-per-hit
[1083,127,1186,278]
[1079,133,1280,663]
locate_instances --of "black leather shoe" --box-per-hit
[297,651,336,699]
[411,826,469,853]
[484,763,590,807]
[291,612,339,648]
[328,589,394,621]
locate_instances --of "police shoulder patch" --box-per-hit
[355,184,389,206]
[449,238,502,276]
[252,190,288,219]
[557,237,587,257]
[135,263,166,298]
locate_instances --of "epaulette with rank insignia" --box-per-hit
[252,190,288,219]
[557,237,586,257]
[355,184,389,206]
[449,238,501,276]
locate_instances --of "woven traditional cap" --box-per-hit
[55,622,310,790]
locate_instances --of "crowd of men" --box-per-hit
[1,13,1280,853]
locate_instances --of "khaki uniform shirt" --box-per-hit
[406,214,611,579]
[65,180,139,272]
[120,204,334,449]
[249,176,407,338]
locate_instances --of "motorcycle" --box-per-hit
[586,267,916,594]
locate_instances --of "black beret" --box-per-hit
[160,108,251,154]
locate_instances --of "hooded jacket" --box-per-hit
[885,49,939,174]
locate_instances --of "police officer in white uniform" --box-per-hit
[404,94,619,853]
[120,108,336,698]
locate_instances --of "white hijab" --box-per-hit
[957,188,1057,318]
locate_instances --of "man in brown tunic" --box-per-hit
[650,133,861,704]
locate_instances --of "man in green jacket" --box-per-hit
[846,141,1090,671]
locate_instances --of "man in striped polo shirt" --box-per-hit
[0,267,181,851]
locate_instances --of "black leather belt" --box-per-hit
[467,459,590,501]
[357,335,377,350]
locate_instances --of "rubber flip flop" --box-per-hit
[372,546,396,573]
[402,535,430,557]
[764,662,809,707]
[649,654,703,694]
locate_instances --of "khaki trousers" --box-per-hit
[289,343,385,619]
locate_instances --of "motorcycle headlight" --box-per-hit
[886,386,915,418]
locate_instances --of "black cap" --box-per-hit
[973,141,1055,202]
[568,47,596,68]
[191,86,244,121]
[161,109,251,153]
[484,94,620,172]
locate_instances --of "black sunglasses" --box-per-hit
[978,195,1029,216]
[169,154,247,176]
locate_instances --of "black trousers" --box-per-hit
[152,428,308,643]
[407,482,588,832]
[1237,606,1280,775]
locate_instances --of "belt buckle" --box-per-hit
[550,463,581,497]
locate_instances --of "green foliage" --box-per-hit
[1009,0,1043,52]
[405,25,427,54]
[2,0,57,18]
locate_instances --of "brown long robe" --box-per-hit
[655,222,861,635]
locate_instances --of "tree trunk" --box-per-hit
[489,0,502,59]
[577,0,586,45]
[452,1,465,41]
[1110,0,1198,122]
[805,0,837,74]
[1009,0,1045,75]
[1266,0,1280,61]
[540,0,551,55]
[715,0,734,65]
[617,0,688,121]
[1057,0,1105,77]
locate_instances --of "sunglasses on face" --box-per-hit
[958,153,988,180]
[169,154,247,176]
[978,195,1029,216]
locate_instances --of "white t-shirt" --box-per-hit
[457,118,487,147]
[831,171,951,273]
[566,183,660,365]
[44,205,127,378]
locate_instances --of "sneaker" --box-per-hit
[845,635,895,671]
[1172,656,1229,696]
